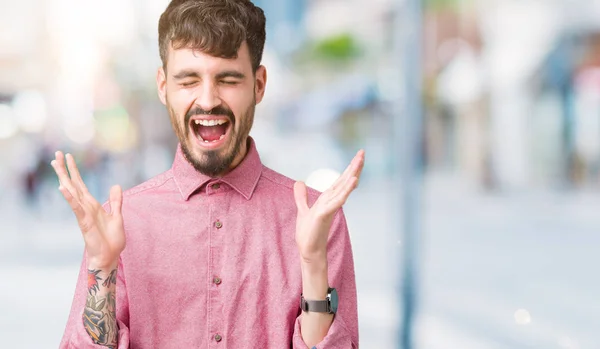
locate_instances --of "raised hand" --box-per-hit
[294,150,365,262]
[51,151,125,269]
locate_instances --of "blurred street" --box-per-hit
[3,0,600,348]
[2,169,599,348]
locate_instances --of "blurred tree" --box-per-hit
[293,33,363,68]
[312,33,361,62]
[424,0,469,11]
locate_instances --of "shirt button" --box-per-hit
[215,220,223,229]
[213,277,222,285]
[214,334,222,342]
[211,183,220,190]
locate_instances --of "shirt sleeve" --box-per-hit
[292,208,359,349]
[59,252,130,349]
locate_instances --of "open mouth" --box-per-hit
[190,117,232,148]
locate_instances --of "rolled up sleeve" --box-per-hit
[59,252,130,349]
[292,314,355,349]
[292,208,359,349]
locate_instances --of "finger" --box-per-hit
[109,185,123,216]
[331,150,365,191]
[51,151,80,201]
[353,150,366,186]
[293,181,309,215]
[332,150,365,193]
[330,165,362,204]
[330,159,355,190]
[349,150,365,180]
[65,153,89,194]
[328,176,359,212]
[58,185,86,222]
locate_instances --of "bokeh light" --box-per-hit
[0,104,18,139]
[12,90,48,133]
[306,168,341,192]
[514,309,532,325]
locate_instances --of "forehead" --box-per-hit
[166,42,252,75]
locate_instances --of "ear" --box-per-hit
[254,65,267,105]
[157,66,167,105]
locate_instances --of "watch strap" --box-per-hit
[300,296,330,313]
[300,287,335,314]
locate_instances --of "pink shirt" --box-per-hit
[60,138,359,348]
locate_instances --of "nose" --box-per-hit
[194,80,221,113]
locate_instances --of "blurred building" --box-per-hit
[252,0,307,55]
[423,0,600,192]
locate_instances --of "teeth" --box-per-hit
[199,134,226,143]
[194,119,227,126]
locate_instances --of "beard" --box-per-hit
[167,97,255,177]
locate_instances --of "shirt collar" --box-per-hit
[171,137,262,201]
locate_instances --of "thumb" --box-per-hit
[109,185,123,216]
[293,181,309,215]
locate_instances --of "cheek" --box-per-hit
[221,87,255,117]
[167,90,196,119]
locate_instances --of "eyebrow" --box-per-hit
[215,70,246,80]
[172,70,200,80]
[172,70,247,81]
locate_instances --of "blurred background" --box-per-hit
[1,0,600,348]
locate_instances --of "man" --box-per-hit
[54,0,363,348]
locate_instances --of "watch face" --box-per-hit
[328,288,339,314]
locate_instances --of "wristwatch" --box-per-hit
[300,287,338,314]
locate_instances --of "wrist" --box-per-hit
[87,257,118,271]
[301,255,327,273]
[301,258,328,300]
[300,248,327,266]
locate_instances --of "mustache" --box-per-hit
[186,106,235,125]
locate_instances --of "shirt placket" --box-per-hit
[207,183,225,347]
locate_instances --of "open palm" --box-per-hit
[294,150,365,261]
[51,152,125,269]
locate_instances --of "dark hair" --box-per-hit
[158,0,266,73]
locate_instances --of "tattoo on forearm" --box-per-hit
[87,269,101,295]
[83,269,118,348]
[102,269,117,288]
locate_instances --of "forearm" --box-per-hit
[82,265,119,348]
[300,257,333,347]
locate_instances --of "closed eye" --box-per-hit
[220,80,239,85]
[181,81,198,87]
